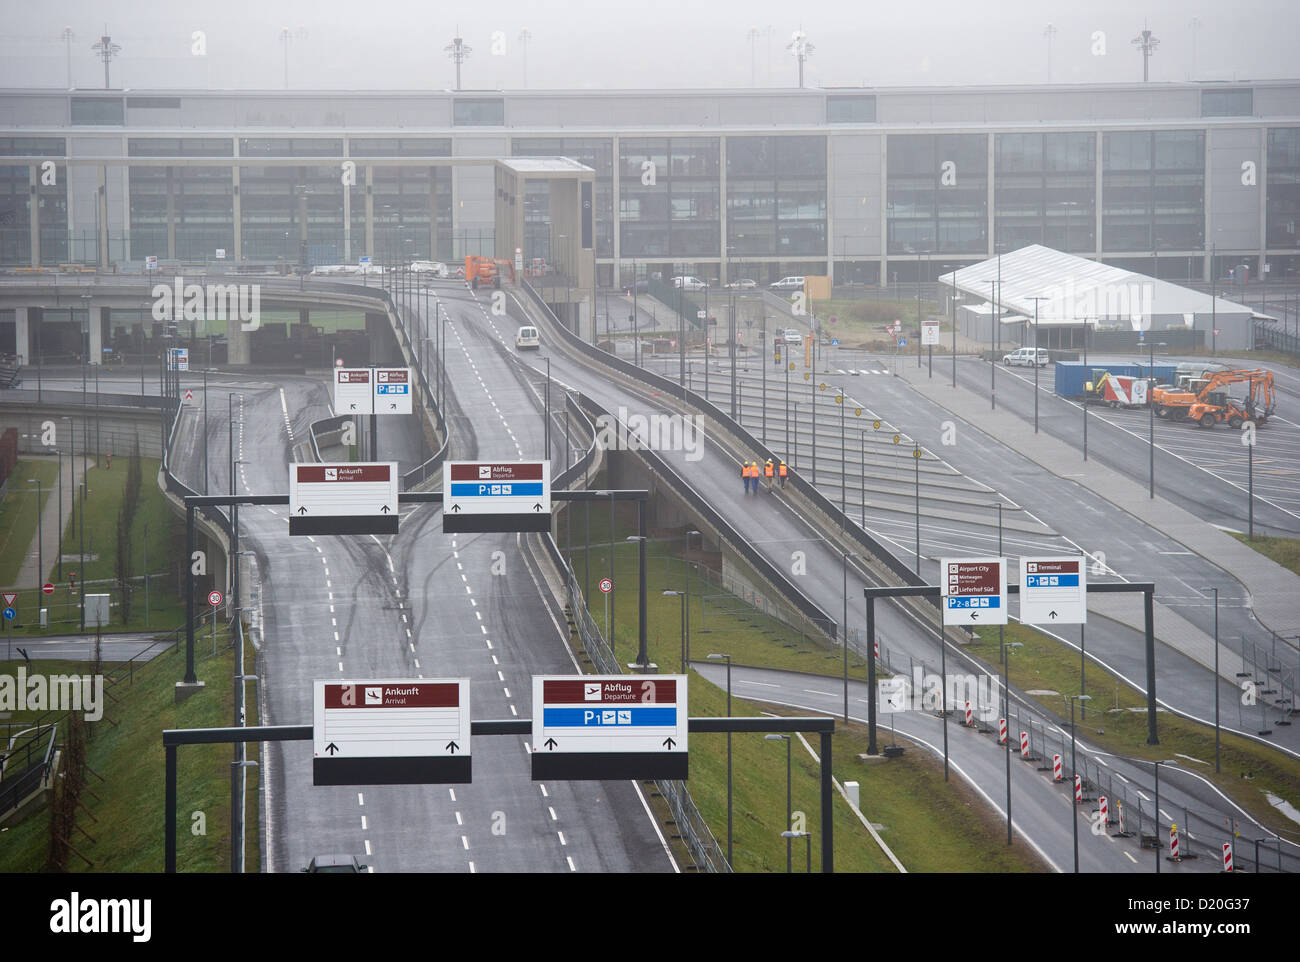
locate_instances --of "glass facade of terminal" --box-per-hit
[994,132,1095,253]
[886,134,988,255]
[0,95,1295,278]
[1102,130,1205,252]
[620,137,721,261]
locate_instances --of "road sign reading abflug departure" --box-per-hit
[374,367,413,415]
[334,368,373,415]
[290,462,399,535]
[532,675,688,780]
[443,461,551,533]
[313,679,471,785]
[940,557,1008,625]
[1019,556,1087,625]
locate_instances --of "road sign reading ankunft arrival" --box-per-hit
[313,678,471,785]
[290,462,399,536]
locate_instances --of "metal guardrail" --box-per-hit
[0,724,57,818]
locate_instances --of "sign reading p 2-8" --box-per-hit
[940,557,1007,625]
[532,675,688,780]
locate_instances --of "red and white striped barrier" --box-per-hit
[998,718,1007,744]
[1117,800,1128,836]
[1222,842,1233,872]
[1074,774,1083,803]
[1099,796,1108,826]
[1170,823,1181,860]
[1052,754,1062,781]
[965,701,973,726]
[1020,731,1030,758]
[874,639,879,659]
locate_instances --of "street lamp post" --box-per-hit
[842,550,857,722]
[1066,694,1092,873]
[26,479,42,597]
[1153,760,1178,874]
[1201,586,1221,773]
[1148,341,1166,498]
[781,830,812,873]
[1002,640,1023,844]
[766,734,793,872]
[1027,296,1049,434]
[707,652,733,867]
[989,280,998,411]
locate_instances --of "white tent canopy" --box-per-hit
[938,245,1251,329]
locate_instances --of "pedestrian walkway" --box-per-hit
[12,453,90,591]
[894,361,1300,662]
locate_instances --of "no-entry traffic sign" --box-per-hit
[532,675,688,780]
[42,583,55,595]
[290,462,399,536]
[313,678,472,785]
[940,557,1007,625]
[208,590,223,607]
[1019,556,1087,625]
[443,461,551,533]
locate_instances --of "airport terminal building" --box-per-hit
[0,81,1298,287]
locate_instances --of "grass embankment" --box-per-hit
[564,503,1043,871]
[966,622,1300,838]
[1163,345,1299,371]
[0,460,59,585]
[811,297,948,350]
[0,627,260,872]
[1230,532,1300,578]
[2,456,184,636]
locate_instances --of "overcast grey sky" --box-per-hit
[2,0,1296,91]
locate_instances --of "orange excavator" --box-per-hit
[464,255,517,290]
[1152,369,1276,428]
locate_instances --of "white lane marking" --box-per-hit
[566,856,576,871]
[468,861,476,873]
[539,785,549,798]
[549,807,558,821]
[364,839,372,856]
[461,836,470,850]
[357,793,364,805]
[503,687,510,698]
[449,789,456,801]
[510,704,518,716]
[1137,791,1150,801]
[361,816,368,830]
[1124,851,1138,864]
[455,811,463,826]
[557,831,567,846]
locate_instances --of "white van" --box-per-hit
[1002,347,1051,367]
[515,326,540,350]
[770,276,806,291]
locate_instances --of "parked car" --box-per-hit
[770,276,806,291]
[725,278,757,290]
[515,325,541,350]
[1002,347,1051,367]
[301,854,368,873]
[781,329,804,345]
[672,275,709,291]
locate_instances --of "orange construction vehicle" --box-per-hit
[1152,368,1276,428]
[464,255,517,290]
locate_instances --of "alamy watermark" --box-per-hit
[0,668,104,721]
[593,406,704,462]
[879,667,999,720]
[152,276,261,332]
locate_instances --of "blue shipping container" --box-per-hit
[1054,361,1178,397]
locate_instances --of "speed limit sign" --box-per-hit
[208,590,224,607]
[599,578,613,594]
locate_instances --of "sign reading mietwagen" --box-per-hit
[940,557,1008,626]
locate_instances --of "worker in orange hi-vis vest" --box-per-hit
[778,460,788,488]
[740,459,751,494]
[764,458,775,491]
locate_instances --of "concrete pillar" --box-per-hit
[166,167,176,259]
[88,304,104,362]
[365,166,375,259]
[97,166,109,271]
[225,313,251,366]
[232,167,242,262]
[14,306,29,362]
[29,165,40,268]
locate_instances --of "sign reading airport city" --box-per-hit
[531,675,688,780]
[940,557,1008,625]
[334,368,373,414]
[443,461,551,534]
[1019,556,1087,625]
[374,367,413,415]
[921,319,940,346]
[313,678,471,785]
[289,462,399,536]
